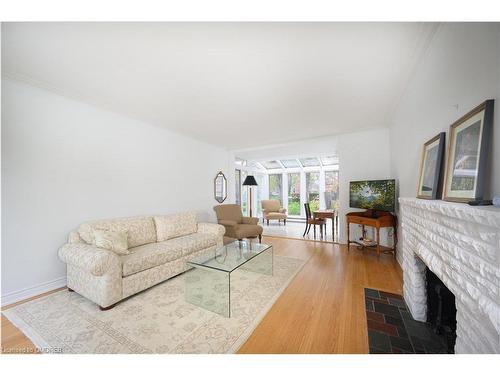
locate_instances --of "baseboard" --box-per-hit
[1,276,67,307]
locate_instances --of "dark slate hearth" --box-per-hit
[364,288,448,354]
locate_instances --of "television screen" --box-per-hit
[349,179,396,212]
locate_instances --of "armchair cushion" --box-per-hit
[261,200,282,212]
[58,243,120,277]
[241,216,259,225]
[261,200,287,221]
[217,220,238,227]
[234,224,263,239]
[266,212,287,220]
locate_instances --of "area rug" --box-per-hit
[3,255,305,354]
[364,288,448,354]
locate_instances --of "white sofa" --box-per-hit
[58,212,225,310]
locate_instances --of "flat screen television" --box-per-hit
[349,179,396,212]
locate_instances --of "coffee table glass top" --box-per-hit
[187,240,272,273]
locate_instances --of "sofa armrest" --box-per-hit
[58,243,120,277]
[241,216,259,225]
[197,222,226,237]
[279,208,287,214]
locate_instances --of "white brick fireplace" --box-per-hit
[399,198,500,354]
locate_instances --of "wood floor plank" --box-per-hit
[237,238,402,353]
[1,237,402,354]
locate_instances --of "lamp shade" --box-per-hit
[242,175,258,186]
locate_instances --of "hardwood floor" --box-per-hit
[1,236,402,354]
[238,237,402,353]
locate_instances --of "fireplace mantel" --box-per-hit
[399,198,500,354]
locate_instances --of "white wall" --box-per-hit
[389,23,500,264]
[337,128,392,244]
[1,79,231,304]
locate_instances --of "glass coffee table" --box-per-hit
[185,240,273,317]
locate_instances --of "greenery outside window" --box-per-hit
[306,172,320,212]
[287,173,301,215]
[269,174,283,204]
[325,170,340,210]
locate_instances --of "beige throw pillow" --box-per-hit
[93,229,129,255]
[154,212,197,241]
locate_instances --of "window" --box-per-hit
[287,173,301,215]
[261,160,282,170]
[255,174,265,217]
[241,171,248,215]
[325,171,339,210]
[235,169,241,206]
[300,157,320,167]
[280,159,300,168]
[306,172,320,212]
[235,158,246,167]
[320,156,338,166]
[268,174,283,204]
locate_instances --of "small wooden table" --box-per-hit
[346,210,397,257]
[313,209,337,241]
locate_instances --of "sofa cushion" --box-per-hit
[79,216,156,248]
[93,229,130,255]
[122,232,217,276]
[154,212,197,241]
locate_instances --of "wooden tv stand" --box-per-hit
[346,210,397,257]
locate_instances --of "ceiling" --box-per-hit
[2,22,438,149]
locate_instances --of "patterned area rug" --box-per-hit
[365,288,448,354]
[3,255,305,354]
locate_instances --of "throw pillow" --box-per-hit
[93,229,130,255]
[154,212,197,241]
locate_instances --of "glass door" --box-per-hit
[287,173,301,216]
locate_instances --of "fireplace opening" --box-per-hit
[426,268,457,353]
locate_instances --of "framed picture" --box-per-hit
[443,99,494,202]
[417,132,445,199]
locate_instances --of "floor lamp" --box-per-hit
[242,175,258,217]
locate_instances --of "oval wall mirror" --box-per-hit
[214,171,227,203]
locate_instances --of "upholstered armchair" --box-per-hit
[213,204,263,243]
[261,200,287,225]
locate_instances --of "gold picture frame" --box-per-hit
[443,100,494,203]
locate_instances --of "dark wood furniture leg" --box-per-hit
[376,227,380,258]
[347,222,350,251]
[258,234,262,243]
